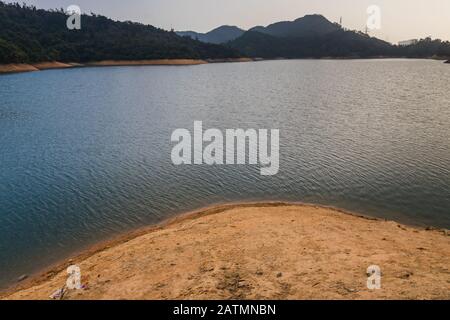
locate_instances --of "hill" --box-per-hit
[2,3,449,65]
[177,25,245,44]
[229,15,450,59]
[396,37,450,59]
[0,2,241,64]
[229,29,395,59]
[249,14,340,38]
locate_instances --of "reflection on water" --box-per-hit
[0,59,449,288]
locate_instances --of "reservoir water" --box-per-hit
[0,59,449,289]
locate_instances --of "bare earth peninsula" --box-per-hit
[3,203,449,300]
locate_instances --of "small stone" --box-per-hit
[17,274,28,282]
[399,271,413,279]
[276,272,283,278]
[49,288,65,300]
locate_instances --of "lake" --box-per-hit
[0,59,449,289]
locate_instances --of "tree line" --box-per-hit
[0,2,240,64]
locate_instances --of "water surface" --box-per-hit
[1,59,449,289]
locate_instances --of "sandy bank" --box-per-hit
[86,59,208,67]
[3,203,449,300]
[0,59,246,74]
[207,58,254,63]
[0,63,39,74]
[0,62,79,74]
[31,61,77,70]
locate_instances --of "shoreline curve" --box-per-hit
[2,201,449,300]
[0,58,255,75]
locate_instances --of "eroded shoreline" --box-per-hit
[3,202,449,300]
[0,58,255,75]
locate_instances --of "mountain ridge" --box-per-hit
[227,14,450,59]
[0,2,241,64]
[177,25,245,44]
[1,3,450,65]
[248,14,340,38]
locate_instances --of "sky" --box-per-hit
[7,0,450,43]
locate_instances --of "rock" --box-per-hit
[17,274,28,282]
[276,272,283,278]
[344,287,357,293]
[49,288,65,300]
[445,60,450,64]
[398,271,414,279]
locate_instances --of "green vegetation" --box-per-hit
[228,17,450,59]
[396,38,450,59]
[177,26,245,44]
[228,30,396,59]
[0,2,240,64]
[228,15,450,59]
[1,2,449,64]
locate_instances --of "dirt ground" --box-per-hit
[4,203,449,300]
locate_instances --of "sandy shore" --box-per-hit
[3,203,449,300]
[0,63,39,74]
[86,59,208,67]
[0,62,79,74]
[206,58,254,63]
[1,58,254,74]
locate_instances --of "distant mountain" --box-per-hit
[177,26,245,44]
[229,15,394,59]
[249,14,340,38]
[0,2,241,64]
[3,3,449,64]
[229,30,395,59]
[395,37,450,59]
[228,14,450,59]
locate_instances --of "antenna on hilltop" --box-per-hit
[339,16,343,27]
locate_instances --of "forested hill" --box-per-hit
[2,2,449,65]
[0,2,241,64]
[228,15,450,59]
[177,26,245,44]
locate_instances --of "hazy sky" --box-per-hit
[9,0,450,43]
